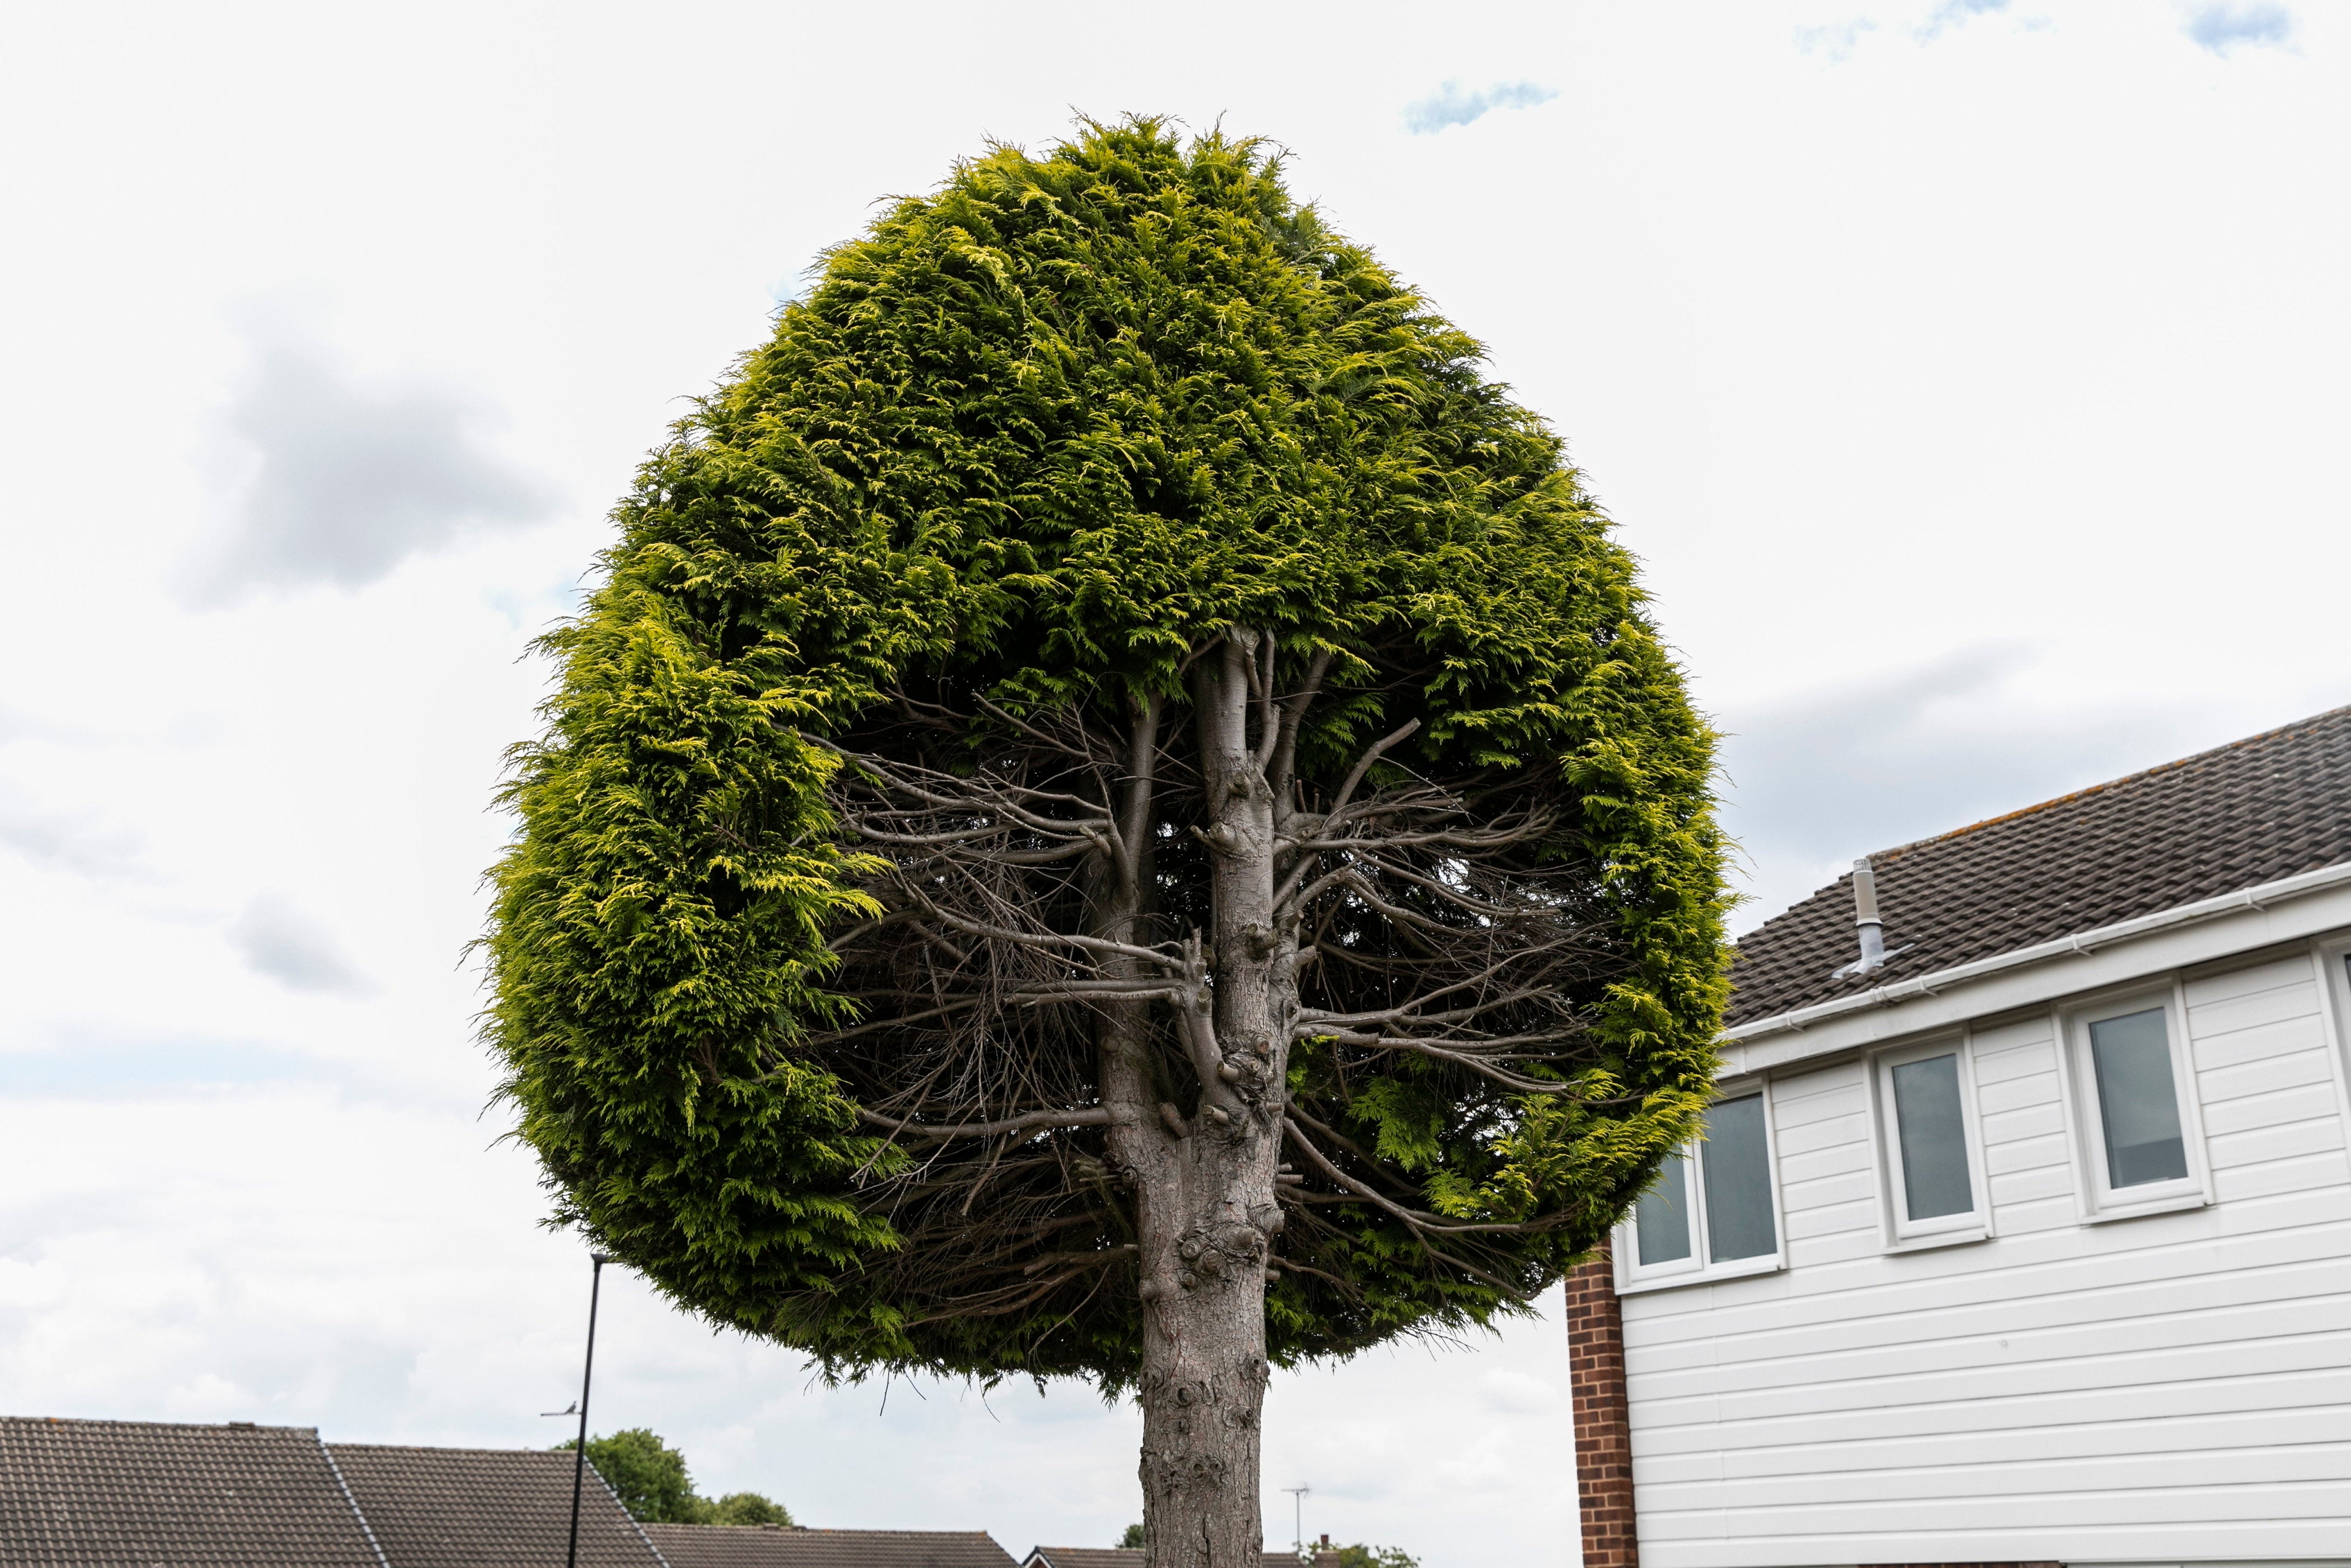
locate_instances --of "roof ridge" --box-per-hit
[326,1440,575,1455]
[1,1413,318,1434]
[1868,701,2351,863]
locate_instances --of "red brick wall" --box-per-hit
[1565,1240,1637,1568]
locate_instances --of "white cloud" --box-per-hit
[2183,2,2293,55]
[1794,18,1876,61]
[1918,0,2010,39]
[1401,81,1558,135]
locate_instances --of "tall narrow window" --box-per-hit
[1635,1151,1693,1266]
[2088,1006,2189,1188]
[1620,1086,1784,1287]
[1891,1053,1974,1221]
[1701,1094,1778,1262]
[1873,1037,1987,1246]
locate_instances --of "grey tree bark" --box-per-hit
[820,624,1552,1568]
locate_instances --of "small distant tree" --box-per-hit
[1120,1525,1147,1549]
[557,1429,696,1523]
[1331,1546,1416,1568]
[557,1429,793,1526]
[701,1491,795,1527]
[490,119,1727,1568]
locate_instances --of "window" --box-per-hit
[1702,1094,1779,1261]
[1617,1087,1784,1290]
[2064,990,2208,1219]
[1871,1036,1988,1247]
[1633,1150,1693,1266]
[2088,1007,2189,1187]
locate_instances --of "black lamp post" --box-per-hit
[565,1254,612,1568]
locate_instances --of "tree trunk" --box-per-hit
[1104,636,1288,1568]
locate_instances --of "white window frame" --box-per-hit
[1868,1030,1993,1251]
[2057,983,2212,1222]
[1615,1077,1788,1294]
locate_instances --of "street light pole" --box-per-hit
[565,1254,611,1568]
[1281,1486,1310,1564]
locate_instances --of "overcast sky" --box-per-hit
[1,2,2345,1564]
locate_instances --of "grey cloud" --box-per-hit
[0,795,148,879]
[230,894,372,996]
[1402,81,1558,136]
[2183,2,2292,53]
[1713,646,2221,932]
[198,321,553,599]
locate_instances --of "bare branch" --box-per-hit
[1326,719,1422,818]
[861,1107,1116,1140]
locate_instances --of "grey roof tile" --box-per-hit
[0,1416,380,1567]
[1023,1547,1295,1568]
[1727,704,2351,1026]
[642,1527,1015,1568]
[327,1443,666,1568]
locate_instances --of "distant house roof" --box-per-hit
[1023,1547,1299,1568]
[0,1416,381,1567]
[326,1442,666,1568]
[645,1526,1016,1568]
[1726,703,2351,1027]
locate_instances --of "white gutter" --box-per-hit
[1723,858,2351,1044]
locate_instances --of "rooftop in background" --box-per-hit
[328,1442,662,1568]
[1022,1547,1301,1568]
[0,1416,379,1568]
[1726,704,2351,1027]
[645,1527,1016,1568]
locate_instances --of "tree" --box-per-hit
[701,1492,794,1527]
[1120,1524,1147,1549]
[1331,1546,1416,1568]
[487,119,1727,1568]
[555,1429,795,1526]
[557,1429,696,1523]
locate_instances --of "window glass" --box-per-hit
[1634,1150,1692,1265]
[2088,1007,2189,1188]
[1891,1053,1974,1221]
[1701,1094,1777,1261]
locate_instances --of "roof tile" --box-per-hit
[642,1526,1016,1568]
[327,1443,666,1568]
[1727,704,2351,1026]
[0,1416,379,1567]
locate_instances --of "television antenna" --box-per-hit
[1280,1486,1311,1564]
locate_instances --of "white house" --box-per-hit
[1569,705,2351,1568]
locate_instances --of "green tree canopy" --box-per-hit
[558,1429,696,1523]
[491,116,1727,1565]
[557,1429,794,1527]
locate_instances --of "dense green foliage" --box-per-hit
[486,118,1729,1386]
[1329,1544,1418,1568]
[559,1429,696,1523]
[557,1429,793,1526]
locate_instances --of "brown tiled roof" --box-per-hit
[1023,1548,1296,1568]
[326,1443,665,1568]
[1726,704,2351,1027]
[0,1416,380,1567]
[644,1527,1014,1568]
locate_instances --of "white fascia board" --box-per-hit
[1717,861,2351,1079]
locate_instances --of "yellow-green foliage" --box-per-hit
[484,119,1729,1384]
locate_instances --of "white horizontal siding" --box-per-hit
[1623,946,2351,1567]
